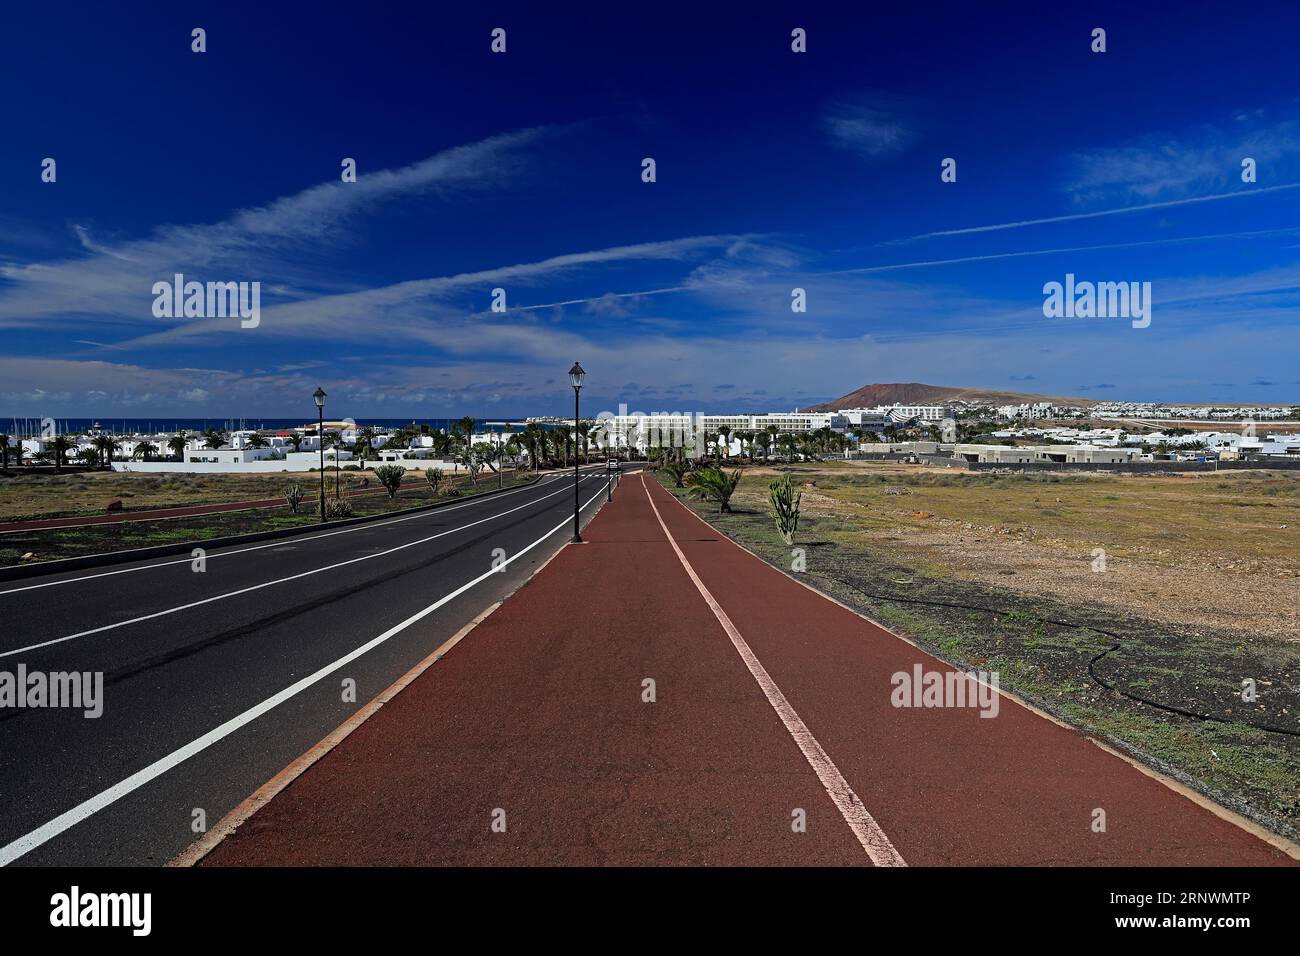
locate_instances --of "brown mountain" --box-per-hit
[804,382,1095,411]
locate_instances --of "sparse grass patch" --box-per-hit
[0,470,534,565]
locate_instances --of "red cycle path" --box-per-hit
[196,474,1297,866]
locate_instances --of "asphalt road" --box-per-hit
[0,466,616,866]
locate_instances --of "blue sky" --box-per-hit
[2,1,1298,418]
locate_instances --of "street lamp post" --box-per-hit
[313,387,327,521]
[569,362,585,542]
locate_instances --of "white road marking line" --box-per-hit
[0,474,598,659]
[639,476,906,867]
[0,471,577,597]
[0,479,611,866]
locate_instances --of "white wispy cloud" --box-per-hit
[835,227,1300,273]
[110,235,745,349]
[1064,110,1300,205]
[899,108,1300,242]
[821,91,923,160]
[0,127,554,329]
[904,182,1300,240]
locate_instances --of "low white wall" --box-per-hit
[110,458,492,475]
[113,460,319,474]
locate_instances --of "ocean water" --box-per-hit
[1,416,532,436]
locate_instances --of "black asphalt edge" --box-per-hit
[0,473,548,583]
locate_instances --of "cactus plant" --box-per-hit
[768,474,801,545]
[325,496,354,519]
[373,464,405,499]
[283,483,305,514]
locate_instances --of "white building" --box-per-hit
[996,402,1056,421]
[594,411,850,455]
[838,404,952,423]
[186,447,283,464]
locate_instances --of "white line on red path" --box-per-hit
[639,475,906,867]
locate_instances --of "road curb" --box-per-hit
[0,474,542,583]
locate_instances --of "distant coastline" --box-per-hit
[1,416,530,436]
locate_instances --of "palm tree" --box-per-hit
[94,435,121,467]
[133,441,158,462]
[0,433,12,470]
[555,424,572,468]
[717,425,732,461]
[354,426,374,463]
[577,421,590,465]
[167,434,188,461]
[246,432,270,449]
[77,447,100,467]
[456,416,475,444]
[285,432,304,453]
[662,460,689,488]
[522,423,545,470]
[347,437,369,465]
[685,467,742,513]
[202,429,226,450]
[430,428,455,459]
[49,435,73,471]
